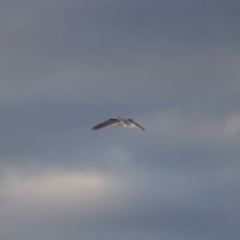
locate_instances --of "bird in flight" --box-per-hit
[92,117,145,131]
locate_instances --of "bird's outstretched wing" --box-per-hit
[92,118,121,130]
[128,119,145,131]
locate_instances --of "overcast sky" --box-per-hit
[1,1,240,240]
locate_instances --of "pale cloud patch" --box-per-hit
[140,110,228,145]
[224,113,240,138]
[0,167,132,212]
[0,166,133,237]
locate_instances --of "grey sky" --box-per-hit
[1,1,240,240]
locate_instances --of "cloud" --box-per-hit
[140,110,230,145]
[0,0,240,239]
[225,113,240,138]
[1,161,240,240]
[0,167,132,238]
[0,167,131,212]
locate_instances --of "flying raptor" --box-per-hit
[92,117,145,131]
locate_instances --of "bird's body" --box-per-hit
[92,117,145,131]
